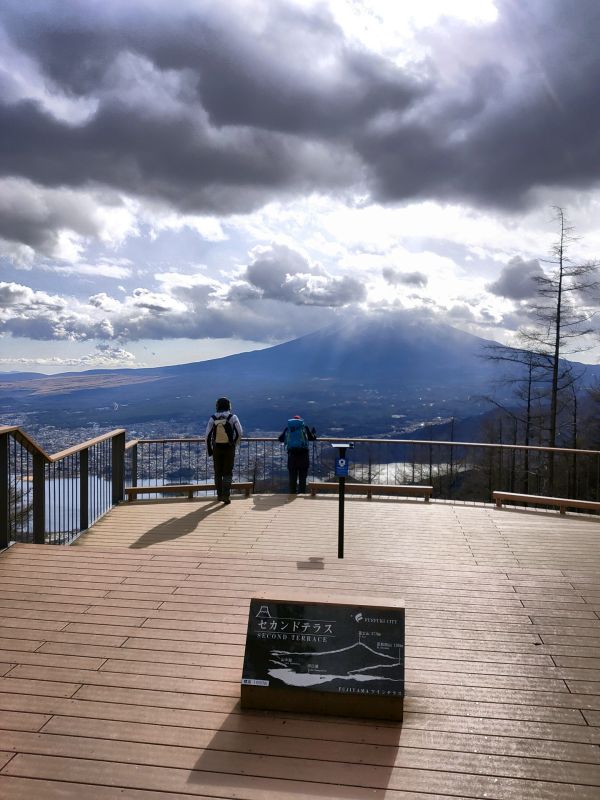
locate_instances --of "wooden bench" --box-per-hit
[125,482,253,501]
[308,482,433,501]
[493,490,600,516]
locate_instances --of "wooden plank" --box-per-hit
[0,607,147,627]
[3,727,600,787]
[10,665,240,699]
[0,678,81,699]
[0,628,128,648]
[4,752,600,800]
[0,639,43,654]
[583,710,600,725]
[0,618,70,633]
[0,651,105,671]
[0,689,598,748]
[0,776,195,800]
[72,682,587,726]
[0,710,51,732]
[41,713,600,764]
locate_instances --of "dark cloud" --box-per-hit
[382,268,428,288]
[487,257,544,300]
[235,245,366,306]
[0,1,417,221]
[0,179,101,257]
[1,2,419,136]
[365,0,600,207]
[0,0,598,257]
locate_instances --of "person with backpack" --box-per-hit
[205,397,243,504]
[278,415,317,494]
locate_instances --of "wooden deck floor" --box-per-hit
[1,495,600,798]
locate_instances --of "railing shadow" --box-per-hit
[128,500,223,548]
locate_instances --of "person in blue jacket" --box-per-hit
[278,415,317,494]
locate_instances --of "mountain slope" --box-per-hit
[2,314,598,434]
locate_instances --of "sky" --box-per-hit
[2,0,600,373]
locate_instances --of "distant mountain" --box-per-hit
[2,314,599,436]
[272,640,399,675]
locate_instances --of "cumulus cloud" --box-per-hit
[233,244,366,306]
[0,259,352,344]
[0,344,137,369]
[487,256,544,300]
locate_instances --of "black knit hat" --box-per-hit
[215,397,231,411]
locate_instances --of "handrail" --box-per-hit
[0,426,126,462]
[124,434,600,457]
[1,426,127,547]
[0,426,48,459]
[51,429,126,461]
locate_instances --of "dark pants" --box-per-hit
[287,448,309,493]
[213,444,236,498]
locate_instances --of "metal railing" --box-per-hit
[3,427,600,548]
[1,426,125,547]
[125,436,600,504]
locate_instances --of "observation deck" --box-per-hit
[1,494,600,799]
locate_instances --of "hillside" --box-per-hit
[2,314,598,436]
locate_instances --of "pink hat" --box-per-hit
[293,415,302,419]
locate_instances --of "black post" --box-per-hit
[131,442,138,487]
[0,433,8,549]
[32,451,46,544]
[112,431,126,505]
[337,446,346,559]
[80,448,89,531]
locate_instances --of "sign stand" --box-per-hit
[332,442,353,559]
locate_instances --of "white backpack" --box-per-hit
[212,413,234,444]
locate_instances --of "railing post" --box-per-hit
[32,451,46,544]
[80,448,89,531]
[112,432,126,505]
[131,443,138,487]
[0,432,8,549]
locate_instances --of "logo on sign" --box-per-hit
[335,457,349,476]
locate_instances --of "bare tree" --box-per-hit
[481,344,549,490]
[518,207,599,489]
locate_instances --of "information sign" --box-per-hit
[335,456,349,477]
[241,592,405,720]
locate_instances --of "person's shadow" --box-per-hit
[252,494,295,511]
[129,500,223,548]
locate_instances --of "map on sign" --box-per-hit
[242,599,404,697]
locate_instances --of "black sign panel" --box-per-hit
[242,599,404,698]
